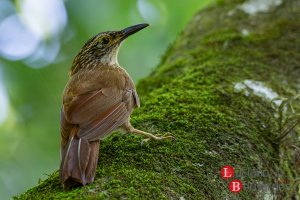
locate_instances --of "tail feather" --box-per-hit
[60,135,99,189]
[85,140,99,182]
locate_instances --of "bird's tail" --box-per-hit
[60,134,99,190]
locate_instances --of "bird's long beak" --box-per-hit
[120,23,149,41]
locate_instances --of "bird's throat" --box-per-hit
[99,51,119,66]
[98,44,121,66]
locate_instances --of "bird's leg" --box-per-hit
[122,121,175,144]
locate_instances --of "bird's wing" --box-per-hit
[60,108,73,147]
[63,87,134,141]
[132,89,140,107]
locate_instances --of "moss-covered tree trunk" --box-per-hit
[16,0,300,199]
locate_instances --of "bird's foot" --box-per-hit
[141,132,175,145]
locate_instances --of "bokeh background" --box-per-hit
[0,0,211,199]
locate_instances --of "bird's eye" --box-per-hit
[101,37,110,45]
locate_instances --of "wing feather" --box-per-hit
[63,87,132,142]
[78,103,129,141]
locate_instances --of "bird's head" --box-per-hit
[71,23,149,74]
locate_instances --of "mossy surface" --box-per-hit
[16,0,300,199]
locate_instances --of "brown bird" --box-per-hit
[60,23,174,189]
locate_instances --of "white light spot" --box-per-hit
[227,9,235,16]
[0,71,9,125]
[234,82,247,91]
[0,15,39,60]
[193,163,204,167]
[241,29,250,36]
[234,80,281,105]
[239,0,282,15]
[263,188,274,200]
[0,0,67,66]
[244,80,278,100]
[137,0,167,24]
[19,0,67,40]
[25,39,61,68]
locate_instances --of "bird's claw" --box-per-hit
[158,132,176,140]
[140,133,176,146]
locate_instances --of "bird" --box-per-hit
[60,23,174,189]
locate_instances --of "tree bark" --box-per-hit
[16,0,300,199]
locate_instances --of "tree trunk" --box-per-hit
[16,0,300,199]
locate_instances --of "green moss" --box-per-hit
[16,0,300,199]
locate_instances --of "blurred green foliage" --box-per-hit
[0,0,211,199]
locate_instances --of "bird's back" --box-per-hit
[64,65,134,100]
